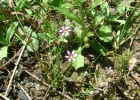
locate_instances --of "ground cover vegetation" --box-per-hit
[0,0,140,99]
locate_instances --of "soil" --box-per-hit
[0,0,140,100]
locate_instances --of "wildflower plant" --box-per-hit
[59,26,71,37]
[105,67,114,74]
[65,50,77,62]
[0,0,139,99]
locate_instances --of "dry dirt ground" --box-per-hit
[0,0,140,100]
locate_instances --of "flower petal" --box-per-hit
[68,29,71,32]
[67,50,70,55]
[74,54,77,57]
[65,32,69,36]
[62,33,65,36]
[59,30,63,32]
[71,50,74,55]
[65,26,69,30]
[65,56,69,58]
[68,58,71,62]
[62,26,65,30]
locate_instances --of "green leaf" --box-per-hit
[117,6,126,14]
[98,25,113,42]
[0,46,8,60]
[6,22,18,43]
[87,0,101,11]
[16,0,26,11]
[93,13,105,25]
[61,3,74,9]
[72,54,84,70]
[25,8,33,15]
[38,33,49,41]
[89,40,108,56]
[48,0,63,7]
[0,28,8,45]
[75,24,82,39]
[100,2,109,16]
[51,6,82,25]
[27,32,39,52]
[119,0,135,7]
[17,26,39,52]
[0,38,9,46]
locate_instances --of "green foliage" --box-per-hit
[17,26,39,52]
[0,0,140,99]
[6,22,18,43]
[0,46,8,60]
[113,4,140,49]
[89,40,107,56]
[72,54,84,70]
[98,25,113,42]
[51,6,82,25]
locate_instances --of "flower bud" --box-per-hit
[84,43,90,48]
[84,36,89,43]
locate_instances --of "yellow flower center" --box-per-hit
[63,29,67,33]
[69,55,73,59]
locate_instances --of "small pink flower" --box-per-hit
[38,18,43,25]
[59,26,71,36]
[105,66,113,74]
[65,50,77,62]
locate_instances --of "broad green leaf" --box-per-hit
[27,32,39,52]
[51,6,82,25]
[25,8,33,15]
[38,33,49,41]
[117,6,126,14]
[17,26,39,52]
[0,28,8,45]
[100,2,109,16]
[59,38,68,43]
[75,24,82,39]
[94,14,105,25]
[6,22,18,43]
[0,38,9,46]
[64,19,71,26]
[109,19,126,24]
[0,46,8,60]
[61,3,74,9]
[48,0,63,7]
[98,25,113,42]
[89,40,108,56]
[16,0,25,11]
[72,54,84,70]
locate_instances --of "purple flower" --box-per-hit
[59,26,71,36]
[38,18,43,25]
[65,50,77,62]
[105,66,113,74]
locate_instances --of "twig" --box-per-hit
[56,91,74,100]
[25,70,51,100]
[42,87,51,100]
[4,46,26,96]
[130,72,140,85]
[24,70,50,87]
[25,70,74,100]
[17,82,32,100]
[0,93,10,100]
